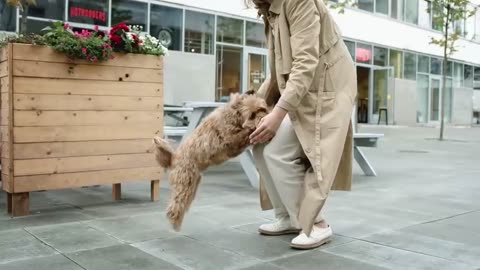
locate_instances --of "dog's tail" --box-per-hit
[152,136,175,168]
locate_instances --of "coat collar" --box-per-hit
[269,0,284,15]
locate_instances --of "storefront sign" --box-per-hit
[356,48,372,62]
[69,7,106,22]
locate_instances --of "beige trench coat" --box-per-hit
[256,0,357,235]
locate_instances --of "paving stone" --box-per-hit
[67,244,181,270]
[0,229,57,264]
[324,240,475,270]
[0,255,83,270]
[26,222,121,253]
[133,236,259,270]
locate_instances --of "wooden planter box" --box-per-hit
[0,44,164,216]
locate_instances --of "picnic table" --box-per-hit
[177,102,383,188]
[164,105,193,126]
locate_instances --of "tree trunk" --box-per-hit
[439,6,450,141]
[20,2,28,36]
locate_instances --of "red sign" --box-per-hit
[356,48,372,62]
[70,7,106,22]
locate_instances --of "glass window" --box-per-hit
[150,5,182,51]
[185,10,214,54]
[0,0,16,31]
[389,49,403,78]
[68,0,108,26]
[405,0,419,24]
[404,52,416,80]
[390,0,404,19]
[446,61,453,77]
[453,62,463,87]
[216,45,242,101]
[418,55,430,73]
[417,74,429,123]
[356,43,372,64]
[374,46,387,66]
[430,58,442,75]
[464,65,474,88]
[28,0,65,20]
[476,10,480,41]
[375,0,388,15]
[358,0,374,12]
[345,40,355,60]
[445,78,453,123]
[418,0,430,28]
[475,66,480,82]
[217,16,244,45]
[246,21,266,48]
[465,12,475,39]
[431,1,443,31]
[19,19,52,34]
[112,0,147,30]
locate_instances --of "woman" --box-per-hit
[248,0,357,250]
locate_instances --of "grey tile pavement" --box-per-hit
[0,126,479,269]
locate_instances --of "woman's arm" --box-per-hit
[276,0,320,112]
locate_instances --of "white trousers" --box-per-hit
[252,116,322,228]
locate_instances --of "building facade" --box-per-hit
[1,0,480,125]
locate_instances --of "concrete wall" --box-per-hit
[473,90,480,112]
[163,50,216,106]
[452,87,474,126]
[393,79,417,126]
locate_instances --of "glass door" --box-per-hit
[370,66,393,124]
[429,77,442,122]
[243,48,268,93]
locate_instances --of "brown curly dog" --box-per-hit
[153,92,269,231]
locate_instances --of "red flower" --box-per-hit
[110,23,129,35]
[81,48,87,55]
[131,33,142,45]
[64,23,70,30]
[94,25,99,31]
[109,35,122,45]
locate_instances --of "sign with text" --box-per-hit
[68,0,108,26]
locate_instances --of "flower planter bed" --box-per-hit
[0,43,164,216]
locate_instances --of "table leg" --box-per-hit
[354,146,377,176]
[239,150,260,189]
[181,108,213,144]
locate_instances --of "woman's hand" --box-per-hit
[250,106,287,144]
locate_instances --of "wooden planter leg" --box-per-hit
[7,193,12,214]
[11,193,30,217]
[151,180,160,202]
[112,184,122,201]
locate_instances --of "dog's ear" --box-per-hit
[244,89,255,96]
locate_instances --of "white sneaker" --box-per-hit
[290,225,333,250]
[258,218,301,236]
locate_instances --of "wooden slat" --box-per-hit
[13,167,163,192]
[13,60,162,83]
[14,125,162,143]
[0,48,7,62]
[14,110,163,126]
[1,126,10,142]
[0,77,9,93]
[14,139,154,159]
[4,175,12,194]
[14,77,162,96]
[11,192,29,217]
[14,94,163,111]
[2,158,10,175]
[2,143,10,159]
[0,61,7,77]
[12,44,163,69]
[14,153,158,176]
[1,85,9,126]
